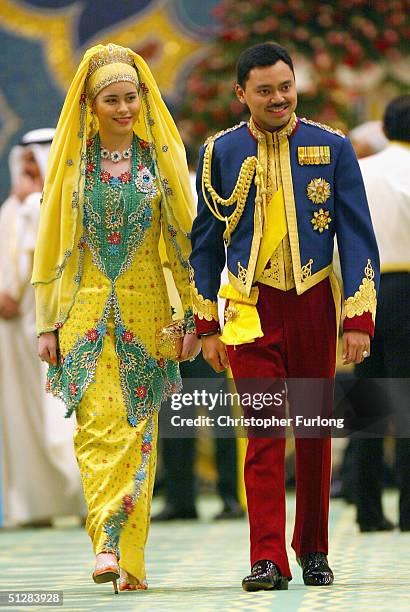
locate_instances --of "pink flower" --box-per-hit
[211,108,227,122]
[135,385,147,398]
[86,328,98,342]
[86,162,95,173]
[120,172,132,183]
[122,330,134,343]
[252,20,272,35]
[108,232,121,245]
[100,170,111,183]
[384,28,399,44]
[123,495,134,515]
[192,121,208,136]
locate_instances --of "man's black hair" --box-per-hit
[236,42,294,88]
[383,95,410,143]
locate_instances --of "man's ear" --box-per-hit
[235,83,246,105]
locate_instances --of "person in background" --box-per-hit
[349,120,388,159]
[352,95,410,532]
[0,129,84,528]
[332,119,389,504]
[153,147,243,522]
[153,356,244,521]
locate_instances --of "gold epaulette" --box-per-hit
[204,122,247,146]
[300,118,345,138]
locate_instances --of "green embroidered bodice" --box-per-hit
[46,135,181,426]
[83,134,155,281]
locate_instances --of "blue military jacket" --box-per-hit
[190,114,380,335]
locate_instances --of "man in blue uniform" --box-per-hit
[190,43,379,590]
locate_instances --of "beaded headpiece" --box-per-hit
[86,43,139,102]
[87,44,135,77]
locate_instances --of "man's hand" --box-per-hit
[342,330,370,365]
[177,333,201,362]
[201,334,229,373]
[38,332,58,366]
[0,292,21,319]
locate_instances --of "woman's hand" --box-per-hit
[38,332,58,366]
[177,333,201,363]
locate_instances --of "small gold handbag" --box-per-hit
[156,319,186,359]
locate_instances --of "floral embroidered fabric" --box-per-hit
[103,417,154,556]
[47,290,180,425]
[46,135,182,426]
[83,135,157,282]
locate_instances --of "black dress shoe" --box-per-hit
[151,505,198,521]
[297,552,334,586]
[20,518,53,528]
[242,560,289,592]
[359,518,395,532]
[214,502,244,520]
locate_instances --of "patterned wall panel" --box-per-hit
[0,0,218,201]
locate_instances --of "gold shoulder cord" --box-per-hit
[201,141,266,246]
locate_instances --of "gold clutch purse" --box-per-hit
[156,319,186,359]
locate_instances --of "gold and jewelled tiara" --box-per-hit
[86,44,139,101]
[87,44,135,77]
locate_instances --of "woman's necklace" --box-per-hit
[100,144,132,163]
[93,133,139,229]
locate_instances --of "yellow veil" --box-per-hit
[32,43,194,335]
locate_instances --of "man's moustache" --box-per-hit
[267,105,288,110]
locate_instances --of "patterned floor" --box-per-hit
[0,493,408,611]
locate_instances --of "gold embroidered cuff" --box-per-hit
[344,259,377,322]
[190,284,219,322]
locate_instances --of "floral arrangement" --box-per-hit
[179,0,409,151]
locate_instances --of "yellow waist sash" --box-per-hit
[217,188,288,346]
[218,284,263,346]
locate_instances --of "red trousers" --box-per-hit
[227,279,336,579]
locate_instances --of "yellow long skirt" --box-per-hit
[56,198,175,585]
[73,319,157,585]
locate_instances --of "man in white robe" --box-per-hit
[0,129,84,527]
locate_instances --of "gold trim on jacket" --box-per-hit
[344,259,377,322]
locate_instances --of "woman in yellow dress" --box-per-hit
[33,44,199,593]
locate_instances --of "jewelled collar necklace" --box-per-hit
[100,145,133,163]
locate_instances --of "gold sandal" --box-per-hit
[92,557,120,594]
